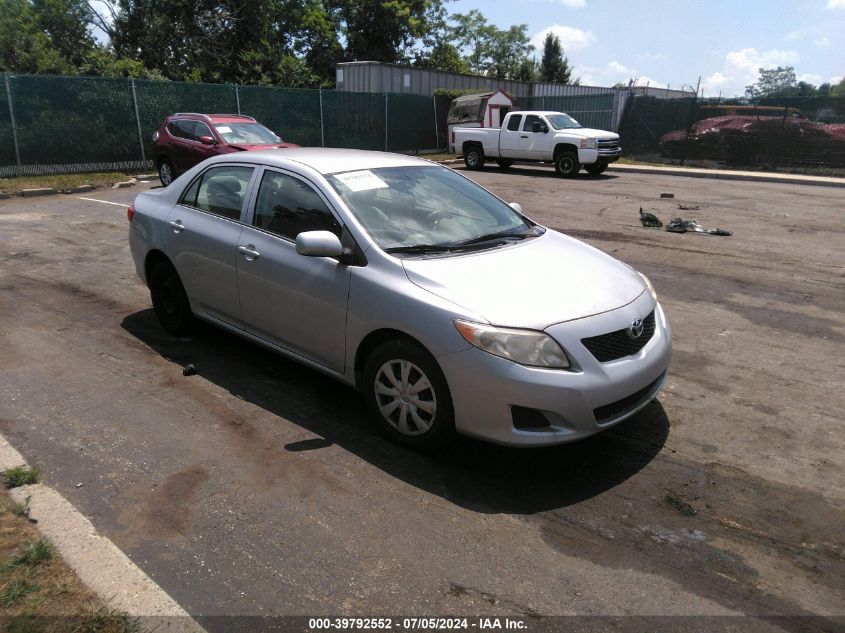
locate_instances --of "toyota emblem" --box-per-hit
[628,318,644,339]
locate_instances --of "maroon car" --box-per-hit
[152,113,299,186]
[659,115,845,165]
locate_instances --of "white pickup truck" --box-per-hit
[450,111,621,177]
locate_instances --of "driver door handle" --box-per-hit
[169,220,184,233]
[238,245,260,260]
[520,134,529,138]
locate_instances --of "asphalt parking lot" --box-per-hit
[0,166,843,631]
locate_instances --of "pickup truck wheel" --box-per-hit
[149,260,195,336]
[554,151,580,178]
[585,161,608,176]
[464,147,485,170]
[496,159,514,169]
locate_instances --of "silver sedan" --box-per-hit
[128,148,671,448]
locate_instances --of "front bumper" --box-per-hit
[438,292,671,446]
[578,147,623,165]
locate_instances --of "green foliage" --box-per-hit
[416,43,470,74]
[2,578,39,607]
[745,66,798,98]
[10,496,31,519]
[2,539,54,571]
[539,33,577,84]
[446,9,534,79]
[3,467,39,489]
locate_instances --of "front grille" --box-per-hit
[597,138,619,149]
[581,311,655,363]
[593,372,665,425]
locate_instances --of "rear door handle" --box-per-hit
[169,220,184,233]
[238,245,260,260]
[520,135,529,138]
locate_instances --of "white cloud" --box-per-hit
[607,61,634,75]
[633,76,666,89]
[530,25,596,51]
[553,0,587,7]
[699,48,802,96]
[830,75,844,84]
[798,73,824,84]
[572,61,666,88]
[826,0,845,8]
[813,35,831,47]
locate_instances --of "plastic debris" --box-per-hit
[183,364,197,376]
[639,207,663,227]
[678,204,700,210]
[666,218,732,236]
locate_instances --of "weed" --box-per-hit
[1,577,39,607]
[10,496,31,518]
[3,467,39,489]
[73,604,141,633]
[4,539,53,571]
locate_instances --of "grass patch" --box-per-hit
[0,172,137,195]
[0,494,139,631]
[2,577,40,606]
[3,466,39,488]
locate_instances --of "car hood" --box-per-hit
[401,230,645,329]
[559,128,619,140]
[228,142,300,151]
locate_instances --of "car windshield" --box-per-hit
[328,166,537,252]
[547,114,582,129]
[213,122,281,145]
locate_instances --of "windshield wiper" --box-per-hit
[453,227,543,247]
[385,244,454,254]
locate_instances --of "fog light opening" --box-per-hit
[511,406,552,430]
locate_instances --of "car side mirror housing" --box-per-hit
[296,231,344,258]
[509,202,523,214]
[198,135,216,145]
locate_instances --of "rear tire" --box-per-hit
[363,339,455,450]
[464,146,486,170]
[554,150,580,177]
[158,159,176,187]
[149,260,195,336]
[585,161,608,176]
[496,158,514,169]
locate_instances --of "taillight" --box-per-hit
[127,205,135,222]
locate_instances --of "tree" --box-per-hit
[745,66,798,98]
[325,0,444,64]
[416,42,470,74]
[539,33,576,84]
[514,57,538,82]
[486,24,532,79]
[448,10,534,79]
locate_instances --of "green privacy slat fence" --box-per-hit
[0,74,633,177]
[236,85,322,147]
[617,94,845,168]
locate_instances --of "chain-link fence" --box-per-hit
[0,74,449,177]
[522,93,619,131]
[618,94,845,171]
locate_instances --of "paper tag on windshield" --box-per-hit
[216,125,232,133]
[334,170,388,192]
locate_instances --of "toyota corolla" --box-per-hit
[128,148,671,448]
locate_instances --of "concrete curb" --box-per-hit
[135,173,158,182]
[0,192,10,200]
[607,163,845,188]
[20,187,58,197]
[69,184,93,193]
[1,433,205,632]
[113,178,138,189]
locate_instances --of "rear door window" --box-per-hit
[181,165,254,221]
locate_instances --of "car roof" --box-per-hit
[216,147,432,175]
[168,113,257,124]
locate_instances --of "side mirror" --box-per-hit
[509,202,523,214]
[198,135,216,145]
[296,231,344,258]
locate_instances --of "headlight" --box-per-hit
[580,138,597,150]
[453,320,570,368]
[640,273,657,301]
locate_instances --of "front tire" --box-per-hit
[554,150,580,177]
[464,146,486,170]
[158,159,176,187]
[149,260,195,336]
[363,340,455,450]
[585,161,608,176]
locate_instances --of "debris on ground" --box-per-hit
[182,364,197,376]
[639,207,663,227]
[660,192,675,198]
[666,218,732,236]
[678,204,700,210]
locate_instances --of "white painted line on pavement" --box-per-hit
[74,196,129,207]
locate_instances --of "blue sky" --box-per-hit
[450,0,845,96]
